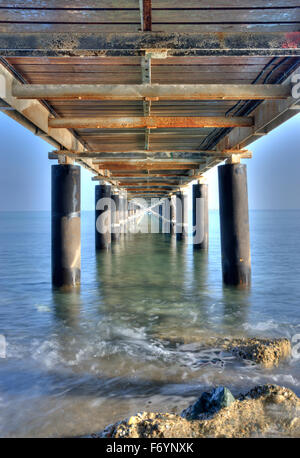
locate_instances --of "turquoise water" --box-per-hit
[0,210,299,437]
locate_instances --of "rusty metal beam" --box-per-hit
[50,149,252,159]
[48,116,253,129]
[118,181,181,186]
[102,173,191,179]
[95,163,197,171]
[125,187,175,191]
[0,59,101,176]
[13,83,291,101]
[92,158,206,164]
[128,190,170,194]
[1,32,300,57]
[139,0,152,32]
[217,67,300,151]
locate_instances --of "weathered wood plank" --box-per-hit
[0,7,298,23]
[1,32,299,57]
[152,9,300,23]
[1,23,299,34]
[152,24,300,33]
[11,64,142,73]
[2,1,300,8]
[6,56,142,65]
[0,9,140,23]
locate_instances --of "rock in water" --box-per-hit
[97,384,300,438]
[181,387,235,420]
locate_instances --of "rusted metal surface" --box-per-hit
[124,187,174,191]
[13,83,291,100]
[218,66,300,152]
[119,181,182,186]
[1,6,299,200]
[94,163,197,170]
[0,61,100,176]
[48,115,253,129]
[50,149,252,159]
[140,0,152,32]
[1,32,300,57]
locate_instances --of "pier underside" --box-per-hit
[0,1,299,286]
[0,1,299,199]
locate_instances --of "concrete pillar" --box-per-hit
[176,191,188,240]
[218,163,251,287]
[51,164,81,288]
[111,193,120,242]
[192,183,209,249]
[95,184,111,250]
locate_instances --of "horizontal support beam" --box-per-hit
[118,181,180,186]
[49,116,253,129]
[128,190,170,194]
[50,149,252,159]
[218,66,300,151]
[92,158,206,164]
[0,61,101,175]
[2,32,300,57]
[125,187,175,191]
[14,83,291,101]
[94,174,191,180]
[95,163,197,171]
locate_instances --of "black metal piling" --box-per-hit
[95,184,111,250]
[51,164,81,288]
[192,183,209,249]
[218,163,251,287]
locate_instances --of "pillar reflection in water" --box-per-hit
[52,289,81,327]
[221,285,250,332]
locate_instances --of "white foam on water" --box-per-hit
[243,320,280,332]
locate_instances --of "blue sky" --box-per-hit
[0,111,299,211]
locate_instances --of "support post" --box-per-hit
[111,193,120,242]
[218,163,251,287]
[51,164,81,288]
[176,191,188,241]
[123,193,128,234]
[169,195,176,236]
[192,182,209,249]
[159,203,163,233]
[120,194,124,235]
[162,198,170,234]
[95,184,111,250]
